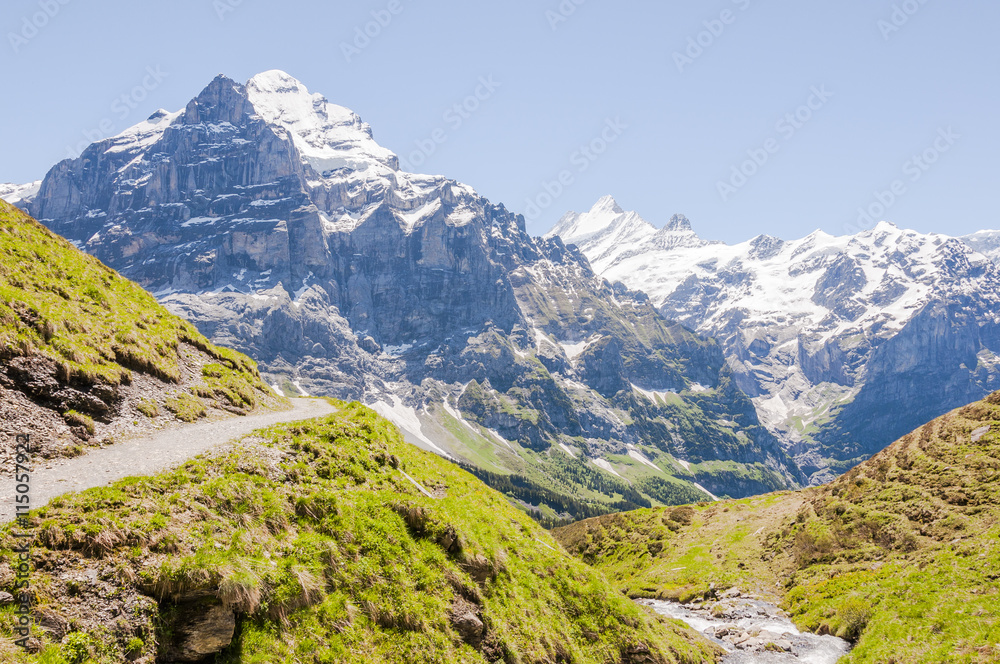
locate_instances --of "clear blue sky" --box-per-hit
[2,0,998,242]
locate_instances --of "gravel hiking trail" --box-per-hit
[0,398,337,523]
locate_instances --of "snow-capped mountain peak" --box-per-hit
[548,195,632,240]
[663,213,693,232]
[548,198,715,272]
[962,229,1000,264]
[591,194,624,215]
[0,180,41,205]
[547,197,658,271]
[24,71,486,240]
[554,198,1000,483]
[245,69,399,175]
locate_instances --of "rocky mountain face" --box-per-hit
[550,198,1000,483]
[8,71,802,512]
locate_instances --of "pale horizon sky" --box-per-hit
[2,0,998,243]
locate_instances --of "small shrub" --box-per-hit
[165,393,207,423]
[669,505,695,526]
[137,400,159,418]
[60,631,93,664]
[836,597,872,642]
[63,410,96,435]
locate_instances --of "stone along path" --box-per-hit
[0,398,338,522]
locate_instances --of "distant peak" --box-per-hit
[663,214,692,232]
[208,73,240,87]
[590,195,624,216]
[874,220,898,232]
[247,69,306,92]
[146,108,170,122]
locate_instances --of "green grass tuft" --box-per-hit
[62,410,95,435]
[164,393,207,423]
[136,400,159,418]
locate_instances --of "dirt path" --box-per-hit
[0,398,337,523]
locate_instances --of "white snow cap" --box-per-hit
[548,195,650,242]
[546,195,711,265]
[245,70,399,175]
[0,181,41,205]
[591,194,624,215]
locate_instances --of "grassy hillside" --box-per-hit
[0,402,720,664]
[0,199,282,450]
[415,400,710,528]
[553,391,1000,663]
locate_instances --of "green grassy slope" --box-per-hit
[553,391,1000,663]
[0,199,282,428]
[0,402,721,664]
[416,400,708,528]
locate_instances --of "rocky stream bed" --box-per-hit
[638,592,850,663]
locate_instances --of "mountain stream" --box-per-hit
[638,595,850,663]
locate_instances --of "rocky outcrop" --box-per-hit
[449,597,485,649]
[160,600,236,662]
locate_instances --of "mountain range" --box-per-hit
[0,189,716,664]
[550,197,1000,483]
[6,69,998,505]
[2,71,802,516]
